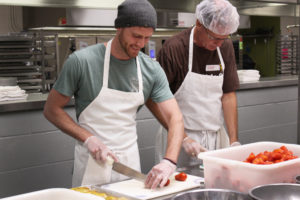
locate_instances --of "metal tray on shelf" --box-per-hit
[276,35,299,75]
[0,32,58,92]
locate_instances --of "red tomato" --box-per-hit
[280,145,288,152]
[253,157,264,164]
[164,179,170,186]
[246,152,255,162]
[175,172,187,181]
[272,152,282,160]
[264,161,273,164]
[243,146,298,165]
[273,148,284,154]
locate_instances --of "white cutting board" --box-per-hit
[100,173,204,200]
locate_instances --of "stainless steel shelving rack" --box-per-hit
[0,32,58,93]
[276,35,299,75]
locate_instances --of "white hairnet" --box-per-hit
[196,0,240,35]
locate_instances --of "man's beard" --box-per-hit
[118,30,137,59]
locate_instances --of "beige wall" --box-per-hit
[0,6,23,34]
[0,6,66,34]
[23,7,66,29]
[280,16,300,36]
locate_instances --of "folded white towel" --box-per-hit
[239,76,260,83]
[0,86,21,92]
[239,75,260,79]
[0,95,28,102]
[238,74,260,78]
[0,85,28,102]
[238,70,260,83]
[237,70,260,75]
[0,90,25,97]
[238,70,259,76]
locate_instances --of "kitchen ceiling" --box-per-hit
[0,0,299,16]
[0,0,125,9]
[230,0,300,17]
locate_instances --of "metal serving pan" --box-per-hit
[249,183,300,200]
[171,188,252,200]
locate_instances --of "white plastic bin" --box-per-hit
[198,142,300,193]
[1,188,104,200]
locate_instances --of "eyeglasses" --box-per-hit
[203,26,230,41]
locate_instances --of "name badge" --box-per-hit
[206,64,220,71]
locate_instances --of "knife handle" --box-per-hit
[106,155,114,165]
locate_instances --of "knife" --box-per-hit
[112,161,147,182]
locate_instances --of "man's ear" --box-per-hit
[196,20,201,27]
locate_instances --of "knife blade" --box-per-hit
[112,161,147,182]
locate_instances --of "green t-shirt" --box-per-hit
[53,43,173,119]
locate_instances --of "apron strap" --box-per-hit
[188,27,195,72]
[216,47,225,73]
[136,56,143,94]
[103,40,112,88]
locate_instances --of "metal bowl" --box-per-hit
[249,183,300,200]
[171,189,252,200]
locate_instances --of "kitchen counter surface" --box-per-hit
[0,92,75,113]
[238,75,298,90]
[0,75,298,113]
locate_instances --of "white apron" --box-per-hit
[72,39,144,187]
[155,27,229,167]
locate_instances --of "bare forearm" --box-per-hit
[146,99,168,129]
[164,113,184,162]
[222,92,238,144]
[43,89,92,143]
[147,98,185,162]
[161,99,184,163]
[44,107,91,142]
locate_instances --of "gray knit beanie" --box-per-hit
[115,0,157,30]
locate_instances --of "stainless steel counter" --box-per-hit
[238,75,298,90]
[0,92,74,113]
[0,75,298,113]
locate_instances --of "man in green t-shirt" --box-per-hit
[44,0,184,189]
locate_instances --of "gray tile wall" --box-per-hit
[136,108,161,174]
[0,108,76,198]
[237,86,298,144]
[0,85,298,198]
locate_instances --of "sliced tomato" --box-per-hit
[246,152,255,162]
[244,146,298,165]
[280,145,288,152]
[272,152,282,160]
[164,179,170,186]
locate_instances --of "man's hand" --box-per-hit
[83,136,118,162]
[182,137,208,157]
[145,159,176,189]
